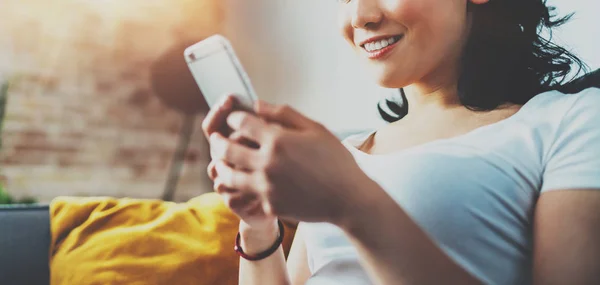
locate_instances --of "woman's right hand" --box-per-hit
[207,145,278,232]
[203,96,278,233]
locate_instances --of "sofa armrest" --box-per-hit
[0,205,51,285]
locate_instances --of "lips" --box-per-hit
[361,35,402,51]
[360,35,404,60]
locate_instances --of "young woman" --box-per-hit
[202,0,600,284]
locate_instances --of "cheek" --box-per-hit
[377,0,469,87]
[382,0,421,25]
[425,2,467,42]
[392,0,468,61]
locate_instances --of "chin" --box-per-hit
[362,56,416,88]
[372,70,410,89]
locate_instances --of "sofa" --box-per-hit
[0,205,51,285]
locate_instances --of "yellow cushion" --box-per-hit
[50,193,296,285]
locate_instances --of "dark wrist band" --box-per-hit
[235,220,285,261]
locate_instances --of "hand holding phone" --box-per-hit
[188,36,278,231]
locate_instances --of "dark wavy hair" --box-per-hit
[378,0,588,122]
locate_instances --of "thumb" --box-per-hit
[254,100,313,129]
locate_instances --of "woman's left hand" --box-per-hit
[208,99,373,224]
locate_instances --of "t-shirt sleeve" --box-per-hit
[542,88,600,193]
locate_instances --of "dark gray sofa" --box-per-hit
[0,205,51,285]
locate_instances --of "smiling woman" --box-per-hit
[203,0,600,285]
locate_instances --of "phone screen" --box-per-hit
[187,47,256,111]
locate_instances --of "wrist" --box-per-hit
[239,218,279,237]
[238,219,280,255]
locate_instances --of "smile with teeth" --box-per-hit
[362,36,402,52]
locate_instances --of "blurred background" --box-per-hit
[0,0,598,203]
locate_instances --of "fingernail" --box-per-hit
[223,97,232,108]
[227,94,239,103]
[219,95,233,109]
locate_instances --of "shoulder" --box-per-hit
[526,87,600,116]
[531,87,600,146]
[560,87,600,122]
[543,87,600,135]
[538,87,600,193]
[522,88,600,137]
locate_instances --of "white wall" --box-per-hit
[550,0,600,70]
[224,0,599,132]
[224,0,386,132]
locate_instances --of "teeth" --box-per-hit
[364,36,398,52]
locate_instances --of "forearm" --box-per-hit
[337,180,481,285]
[238,220,290,285]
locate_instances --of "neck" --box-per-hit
[402,63,463,118]
[403,83,460,113]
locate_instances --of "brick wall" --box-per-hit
[0,0,224,202]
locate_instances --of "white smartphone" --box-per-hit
[184,34,258,112]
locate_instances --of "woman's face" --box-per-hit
[339,0,486,88]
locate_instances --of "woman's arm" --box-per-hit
[533,190,600,285]
[338,181,600,285]
[238,221,311,285]
[337,179,482,285]
[286,224,312,285]
[531,90,600,284]
[238,220,290,285]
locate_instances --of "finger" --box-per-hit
[227,111,273,143]
[254,101,314,130]
[229,131,244,142]
[207,160,217,180]
[209,132,260,170]
[215,180,262,210]
[214,160,255,192]
[213,178,238,194]
[202,95,236,138]
[219,191,260,214]
[229,131,260,149]
[245,199,266,217]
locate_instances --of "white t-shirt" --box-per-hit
[301,88,600,285]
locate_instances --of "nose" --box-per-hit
[350,0,384,30]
